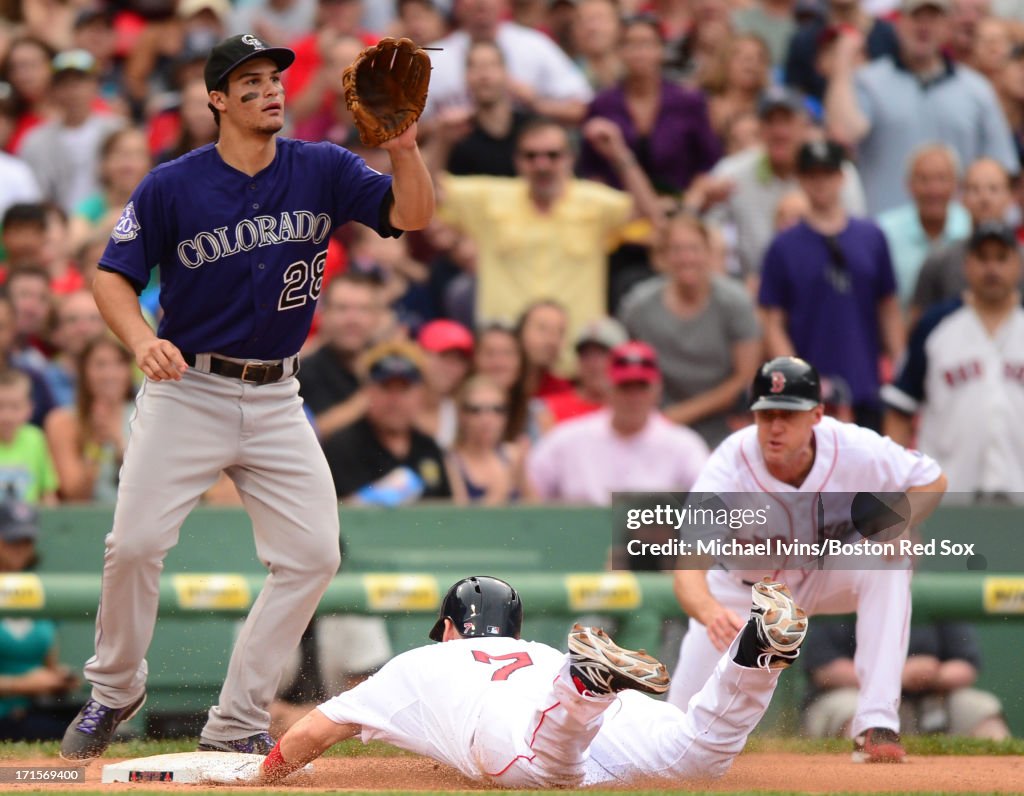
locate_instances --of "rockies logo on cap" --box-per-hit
[204,34,296,92]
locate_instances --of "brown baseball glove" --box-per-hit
[342,37,431,148]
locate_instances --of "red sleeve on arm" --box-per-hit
[261,741,301,782]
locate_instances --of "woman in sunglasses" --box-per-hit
[447,376,531,505]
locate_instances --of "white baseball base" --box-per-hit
[101,752,313,784]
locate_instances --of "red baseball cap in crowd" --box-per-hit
[608,341,660,385]
[418,319,474,355]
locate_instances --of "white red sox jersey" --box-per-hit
[693,415,941,499]
[687,414,943,579]
[667,415,942,736]
[317,634,781,788]
[883,297,1024,494]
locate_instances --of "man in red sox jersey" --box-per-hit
[669,357,947,763]
[884,221,1024,497]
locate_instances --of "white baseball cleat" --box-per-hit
[734,579,809,670]
[567,625,670,696]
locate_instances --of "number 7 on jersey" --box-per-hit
[472,650,534,681]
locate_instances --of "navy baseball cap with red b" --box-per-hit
[750,356,821,412]
[204,34,296,92]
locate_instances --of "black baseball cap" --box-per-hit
[967,220,1018,252]
[359,340,425,384]
[204,34,296,92]
[796,139,845,173]
[367,355,423,384]
[750,356,821,412]
[0,501,39,544]
[756,86,806,119]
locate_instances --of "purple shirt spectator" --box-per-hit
[759,218,897,407]
[578,81,721,194]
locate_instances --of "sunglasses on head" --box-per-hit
[822,234,851,294]
[463,403,508,415]
[612,353,657,369]
[518,149,565,162]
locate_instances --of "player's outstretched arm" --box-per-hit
[381,123,435,231]
[92,270,188,382]
[260,709,359,783]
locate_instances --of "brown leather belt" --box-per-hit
[183,353,296,385]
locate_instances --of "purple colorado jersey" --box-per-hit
[100,138,397,360]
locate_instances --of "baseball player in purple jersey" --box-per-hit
[59,34,434,760]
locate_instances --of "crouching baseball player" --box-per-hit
[668,357,948,764]
[259,575,808,787]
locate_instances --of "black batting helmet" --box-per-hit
[750,357,821,412]
[428,576,523,642]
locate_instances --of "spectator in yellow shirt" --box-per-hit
[436,116,665,345]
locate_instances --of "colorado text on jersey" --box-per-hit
[176,211,333,267]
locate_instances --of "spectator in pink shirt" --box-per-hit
[526,341,709,505]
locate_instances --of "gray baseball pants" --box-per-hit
[82,365,341,740]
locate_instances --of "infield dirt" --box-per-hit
[0,753,1019,792]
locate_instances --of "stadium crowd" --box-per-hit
[0,0,1019,742]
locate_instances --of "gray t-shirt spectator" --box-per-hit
[19,115,124,214]
[619,275,760,448]
[707,147,866,277]
[910,239,968,314]
[853,57,1019,216]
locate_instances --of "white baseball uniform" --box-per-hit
[882,298,1024,495]
[317,634,781,787]
[667,416,942,736]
